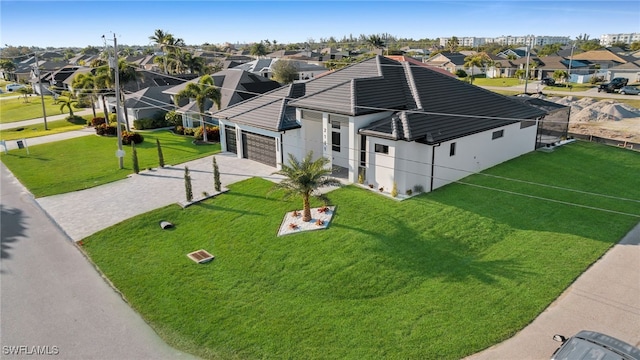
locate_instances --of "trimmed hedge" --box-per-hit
[122,131,144,145]
[133,117,170,130]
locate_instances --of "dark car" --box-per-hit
[550,330,640,360]
[541,78,556,86]
[598,77,629,93]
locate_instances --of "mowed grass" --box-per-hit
[0,95,67,123]
[82,141,640,359]
[0,130,219,197]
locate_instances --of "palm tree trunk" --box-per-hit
[101,95,109,125]
[302,195,311,222]
[201,117,208,142]
[90,95,97,119]
[120,90,131,131]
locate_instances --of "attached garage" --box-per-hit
[225,126,237,154]
[241,131,277,167]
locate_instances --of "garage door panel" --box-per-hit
[242,132,276,167]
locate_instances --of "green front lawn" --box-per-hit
[0,95,74,123]
[472,77,522,87]
[1,119,86,141]
[0,130,220,197]
[82,141,640,359]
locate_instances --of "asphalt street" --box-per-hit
[0,162,197,360]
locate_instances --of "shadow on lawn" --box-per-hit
[332,218,531,286]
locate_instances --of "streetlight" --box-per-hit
[567,43,575,84]
[107,34,125,169]
[33,52,48,130]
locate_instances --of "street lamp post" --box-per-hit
[567,43,575,84]
[33,52,48,130]
[109,34,124,169]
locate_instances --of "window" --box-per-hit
[332,131,341,152]
[331,121,341,129]
[492,129,504,140]
[374,144,389,154]
[449,142,456,156]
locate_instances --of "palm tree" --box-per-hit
[72,72,98,119]
[95,58,143,131]
[463,53,491,84]
[58,96,78,117]
[175,75,221,142]
[271,152,342,222]
[366,35,385,50]
[149,29,172,74]
[447,36,460,52]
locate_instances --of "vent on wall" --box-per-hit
[187,249,215,263]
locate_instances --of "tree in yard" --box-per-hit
[271,59,298,84]
[447,36,460,52]
[58,96,78,117]
[175,74,221,142]
[184,166,193,202]
[0,59,16,80]
[213,156,221,192]
[156,139,165,168]
[366,34,385,50]
[250,42,267,57]
[94,58,144,131]
[72,72,98,119]
[271,152,342,222]
[463,53,491,84]
[16,87,33,103]
[132,143,140,174]
[553,70,569,83]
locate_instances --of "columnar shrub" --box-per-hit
[213,156,221,192]
[131,143,139,174]
[391,181,398,198]
[184,166,193,202]
[156,139,165,168]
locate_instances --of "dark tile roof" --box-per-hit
[124,85,174,110]
[212,83,305,132]
[215,55,547,143]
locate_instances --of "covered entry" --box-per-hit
[241,131,277,167]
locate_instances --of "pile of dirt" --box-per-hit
[540,96,640,143]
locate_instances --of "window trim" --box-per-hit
[492,129,504,140]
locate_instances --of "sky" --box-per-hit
[1,0,639,48]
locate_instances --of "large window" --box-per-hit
[492,129,504,140]
[374,144,389,154]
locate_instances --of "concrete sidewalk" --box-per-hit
[0,109,94,131]
[2,127,95,151]
[36,152,285,241]
[465,222,640,360]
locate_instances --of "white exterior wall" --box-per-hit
[366,138,396,191]
[392,141,432,195]
[281,128,303,168]
[432,122,536,190]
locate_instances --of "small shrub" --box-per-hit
[413,184,424,193]
[95,123,118,136]
[108,113,117,123]
[91,117,106,126]
[194,126,220,141]
[174,125,185,135]
[133,116,170,130]
[165,110,183,127]
[358,171,364,184]
[405,189,413,196]
[455,69,468,78]
[121,131,144,145]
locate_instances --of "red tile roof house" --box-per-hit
[212,55,548,194]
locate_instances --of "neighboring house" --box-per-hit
[605,61,640,83]
[124,85,175,126]
[570,49,632,71]
[385,55,455,77]
[213,55,548,195]
[424,52,482,76]
[163,68,281,128]
[535,56,590,82]
[486,58,517,78]
[233,58,328,81]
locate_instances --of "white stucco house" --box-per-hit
[212,55,548,194]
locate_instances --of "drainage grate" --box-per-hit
[187,249,214,263]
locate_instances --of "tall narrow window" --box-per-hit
[450,142,456,156]
[332,131,341,152]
